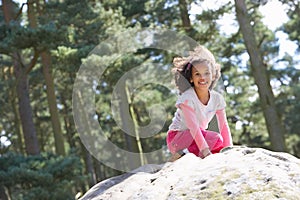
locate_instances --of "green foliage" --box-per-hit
[0,0,300,195]
[275,67,300,157]
[0,152,86,200]
[0,21,68,53]
[280,0,300,46]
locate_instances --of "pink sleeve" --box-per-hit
[177,101,209,151]
[216,109,233,147]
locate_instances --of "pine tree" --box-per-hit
[234,0,286,151]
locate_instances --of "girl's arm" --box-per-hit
[216,109,233,147]
[177,101,211,157]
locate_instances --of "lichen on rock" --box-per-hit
[80,146,300,200]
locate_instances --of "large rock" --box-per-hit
[80,147,300,200]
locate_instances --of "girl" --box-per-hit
[167,46,233,161]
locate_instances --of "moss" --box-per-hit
[208,168,242,200]
[167,164,300,200]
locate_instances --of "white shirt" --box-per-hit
[169,87,226,131]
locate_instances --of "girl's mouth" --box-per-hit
[198,81,208,85]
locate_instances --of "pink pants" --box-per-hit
[167,129,224,156]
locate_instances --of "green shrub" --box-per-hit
[0,152,87,200]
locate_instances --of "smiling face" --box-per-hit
[190,62,214,91]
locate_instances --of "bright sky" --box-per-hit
[190,0,298,62]
[259,1,298,59]
[190,0,289,30]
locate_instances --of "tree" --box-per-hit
[277,0,300,156]
[280,0,300,46]
[27,0,66,156]
[179,0,192,32]
[0,152,86,200]
[2,0,40,155]
[234,0,286,151]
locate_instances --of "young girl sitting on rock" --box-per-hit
[167,45,233,161]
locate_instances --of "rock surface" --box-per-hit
[80,147,300,200]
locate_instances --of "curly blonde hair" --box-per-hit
[172,45,221,94]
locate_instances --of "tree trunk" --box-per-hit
[178,0,192,32]
[0,185,10,200]
[113,78,144,167]
[74,93,97,188]
[61,94,76,149]
[28,0,66,155]
[41,51,66,155]
[27,0,37,27]
[2,66,24,153]
[93,158,105,182]
[2,0,40,155]
[80,141,97,187]
[14,55,40,155]
[234,0,286,152]
[10,72,25,154]
[128,87,147,166]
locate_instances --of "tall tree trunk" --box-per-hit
[41,52,66,155]
[61,94,76,149]
[93,158,105,182]
[74,91,97,188]
[113,78,144,168]
[178,0,192,32]
[14,54,40,155]
[2,0,40,155]
[80,141,96,187]
[0,185,10,200]
[28,0,66,155]
[128,87,147,166]
[12,96,24,154]
[234,0,286,151]
[2,66,24,153]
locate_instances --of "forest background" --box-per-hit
[0,0,299,199]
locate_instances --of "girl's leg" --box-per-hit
[187,130,224,157]
[166,130,194,154]
[202,130,224,154]
[167,130,206,156]
[188,130,224,158]
[167,129,224,157]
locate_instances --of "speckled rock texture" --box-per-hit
[80,146,300,200]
